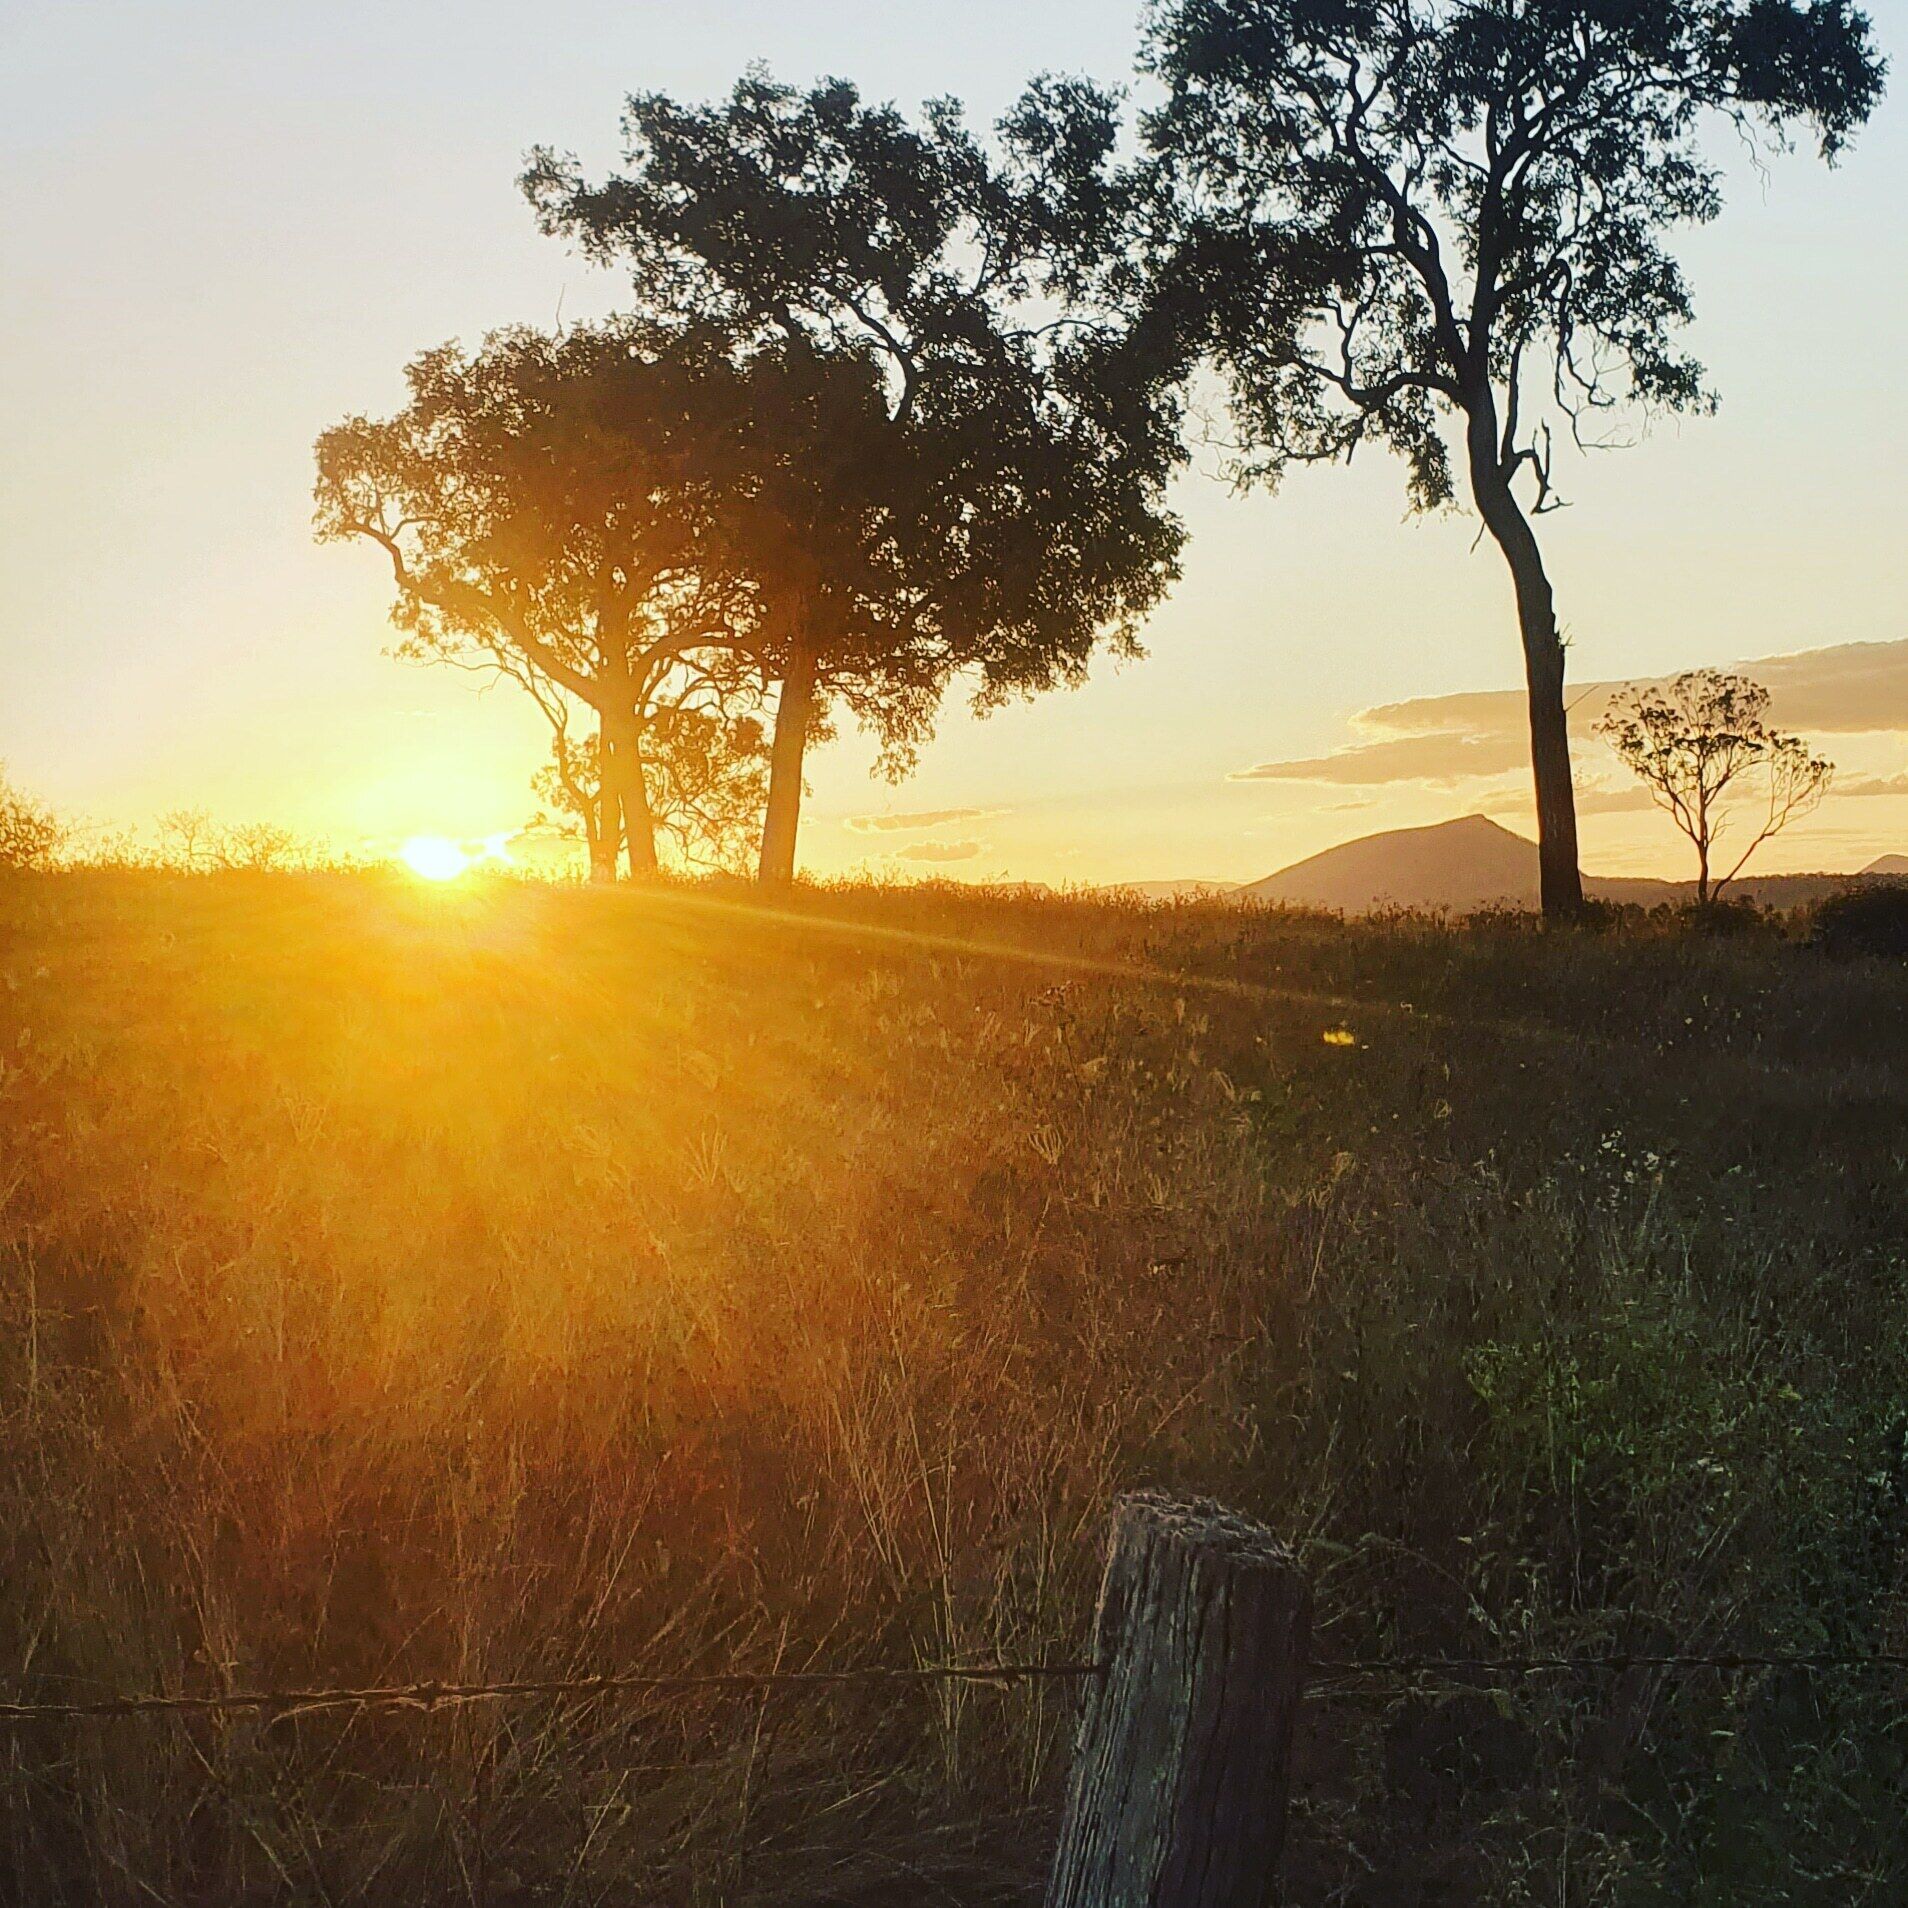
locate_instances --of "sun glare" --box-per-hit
[400,836,470,882]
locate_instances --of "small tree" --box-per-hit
[1144,0,1883,917]
[526,72,1191,884]
[1598,669,1832,903]
[0,769,62,871]
[532,718,619,884]
[531,685,769,878]
[218,822,302,873]
[157,807,218,870]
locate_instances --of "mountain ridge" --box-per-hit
[1229,814,1898,914]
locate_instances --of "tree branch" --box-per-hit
[343,519,603,708]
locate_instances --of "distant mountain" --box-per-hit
[1238,814,1873,915]
[1239,815,1568,912]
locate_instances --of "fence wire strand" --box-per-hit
[1313,1650,1908,1686]
[10,1648,1908,1724]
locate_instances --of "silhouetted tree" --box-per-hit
[156,807,218,870]
[532,714,620,884]
[526,72,1191,884]
[644,705,770,874]
[315,322,775,879]
[1145,0,1883,916]
[217,823,301,873]
[153,809,310,873]
[1599,667,1832,903]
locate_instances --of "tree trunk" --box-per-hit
[605,725,658,880]
[1467,421,1585,919]
[1518,592,1584,919]
[758,637,817,888]
[586,732,618,884]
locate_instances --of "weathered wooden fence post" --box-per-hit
[1045,1491,1310,1908]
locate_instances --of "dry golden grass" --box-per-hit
[3,868,1907,1903]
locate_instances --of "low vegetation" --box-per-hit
[2,870,1906,1903]
[1811,884,1908,963]
[0,772,63,872]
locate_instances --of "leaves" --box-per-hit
[525,72,1194,721]
[1144,0,1884,512]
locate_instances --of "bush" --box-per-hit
[1690,895,1767,936]
[1809,882,1908,960]
[0,769,63,869]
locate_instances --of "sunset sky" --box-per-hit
[3,0,1904,885]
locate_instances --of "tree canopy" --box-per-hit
[525,71,1194,880]
[315,319,855,877]
[1598,667,1833,902]
[1144,0,1884,914]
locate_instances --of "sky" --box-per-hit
[2,0,1905,886]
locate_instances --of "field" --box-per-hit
[3,869,1908,1905]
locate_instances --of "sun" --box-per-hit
[399,836,470,882]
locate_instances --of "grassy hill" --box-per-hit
[3,870,1907,1902]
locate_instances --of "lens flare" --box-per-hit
[399,837,469,882]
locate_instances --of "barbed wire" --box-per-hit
[10,1647,1908,1725]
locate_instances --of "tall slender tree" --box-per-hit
[526,72,1192,884]
[1145,0,1883,915]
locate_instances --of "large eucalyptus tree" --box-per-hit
[527,73,1193,884]
[1145,0,1883,914]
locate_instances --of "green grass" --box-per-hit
[2,869,1906,1903]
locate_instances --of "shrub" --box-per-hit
[0,768,63,869]
[1809,882,1908,960]
[219,821,299,871]
[1688,895,1766,937]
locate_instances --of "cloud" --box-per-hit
[1573,785,1662,817]
[1476,780,1659,819]
[1232,725,1529,786]
[1836,772,1908,799]
[846,806,1006,835]
[894,839,984,863]
[1233,640,1908,792]
[1747,642,1908,734]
